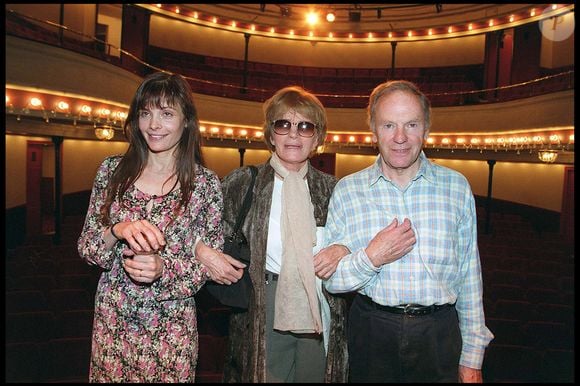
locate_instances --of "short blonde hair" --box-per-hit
[262,86,327,152]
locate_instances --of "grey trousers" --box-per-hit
[265,276,326,383]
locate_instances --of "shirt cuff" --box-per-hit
[360,248,382,273]
[192,236,202,258]
[459,343,486,369]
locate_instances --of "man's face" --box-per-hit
[372,90,428,178]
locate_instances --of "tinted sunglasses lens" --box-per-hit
[297,122,316,137]
[273,119,291,134]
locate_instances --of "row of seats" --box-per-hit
[6,213,96,383]
[8,12,571,110]
[6,12,482,108]
[182,66,478,94]
[494,71,574,101]
[183,79,474,108]
[152,45,481,84]
[150,45,572,105]
[7,309,94,343]
[478,212,574,383]
[6,338,92,383]
[6,288,94,315]
[197,334,228,383]
[5,209,574,383]
[4,213,229,383]
[6,284,94,383]
[171,65,570,108]
[483,344,573,383]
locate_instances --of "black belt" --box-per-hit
[360,295,454,316]
[265,272,279,283]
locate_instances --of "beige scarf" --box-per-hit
[269,153,322,334]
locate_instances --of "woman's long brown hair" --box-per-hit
[100,72,204,225]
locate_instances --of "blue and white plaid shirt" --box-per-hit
[323,152,494,369]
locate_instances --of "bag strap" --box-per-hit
[231,165,257,234]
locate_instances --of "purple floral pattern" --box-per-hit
[78,155,223,382]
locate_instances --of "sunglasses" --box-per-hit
[272,119,317,137]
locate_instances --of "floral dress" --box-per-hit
[78,155,223,382]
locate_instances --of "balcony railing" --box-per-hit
[6,9,574,109]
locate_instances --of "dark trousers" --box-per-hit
[348,294,462,383]
[265,277,326,383]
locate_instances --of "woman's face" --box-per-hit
[270,109,318,171]
[138,100,185,154]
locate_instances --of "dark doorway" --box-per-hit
[560,166,574,245]
[26,141,55,241]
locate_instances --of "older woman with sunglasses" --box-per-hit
[216,86,349,382]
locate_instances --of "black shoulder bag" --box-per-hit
[205,165,257,310]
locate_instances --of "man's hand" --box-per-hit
[313,244,350,279]
[365,218,416,267]
[195,241,245,285]
[459,365,483,383]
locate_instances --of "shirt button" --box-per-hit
[409,275,415,280]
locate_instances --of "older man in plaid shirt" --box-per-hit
[322,80,494,383]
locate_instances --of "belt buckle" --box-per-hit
[403,304,427,316]
[403,304,413,314]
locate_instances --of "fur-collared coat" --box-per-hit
[221,160,349,383]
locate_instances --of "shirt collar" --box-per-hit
[368,151,436,187]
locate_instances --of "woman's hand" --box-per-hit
[112,220,166,254]
[195,241,246,285]
[313,244,350,279]
[122,248,164,284]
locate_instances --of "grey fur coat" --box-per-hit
[220,160,349,383]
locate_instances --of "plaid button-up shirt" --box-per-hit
[323,151,494,369]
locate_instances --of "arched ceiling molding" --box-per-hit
[138,4,574,42]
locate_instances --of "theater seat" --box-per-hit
[48,288,94,315]
[5,342,51,382]
[46,337,92,382]
[483,344,543,382]
[539,349,574,383]
[196,334,227,383]
[6,311,55,344]
[525,321,573,350]
[58,273,92,291]
[6,290,50,313]
[53,309,95,339]
[9,274,58,291]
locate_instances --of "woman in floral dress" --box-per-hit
[78,72,223,382]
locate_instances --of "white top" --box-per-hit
[266,174,331,353]
[265,176,284,274]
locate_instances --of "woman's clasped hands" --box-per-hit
[113,219,166,284]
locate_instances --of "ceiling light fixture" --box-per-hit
[326,10,336,23]
[306,11,319,25]
[538,149,558,163]
[95,125,115,140]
